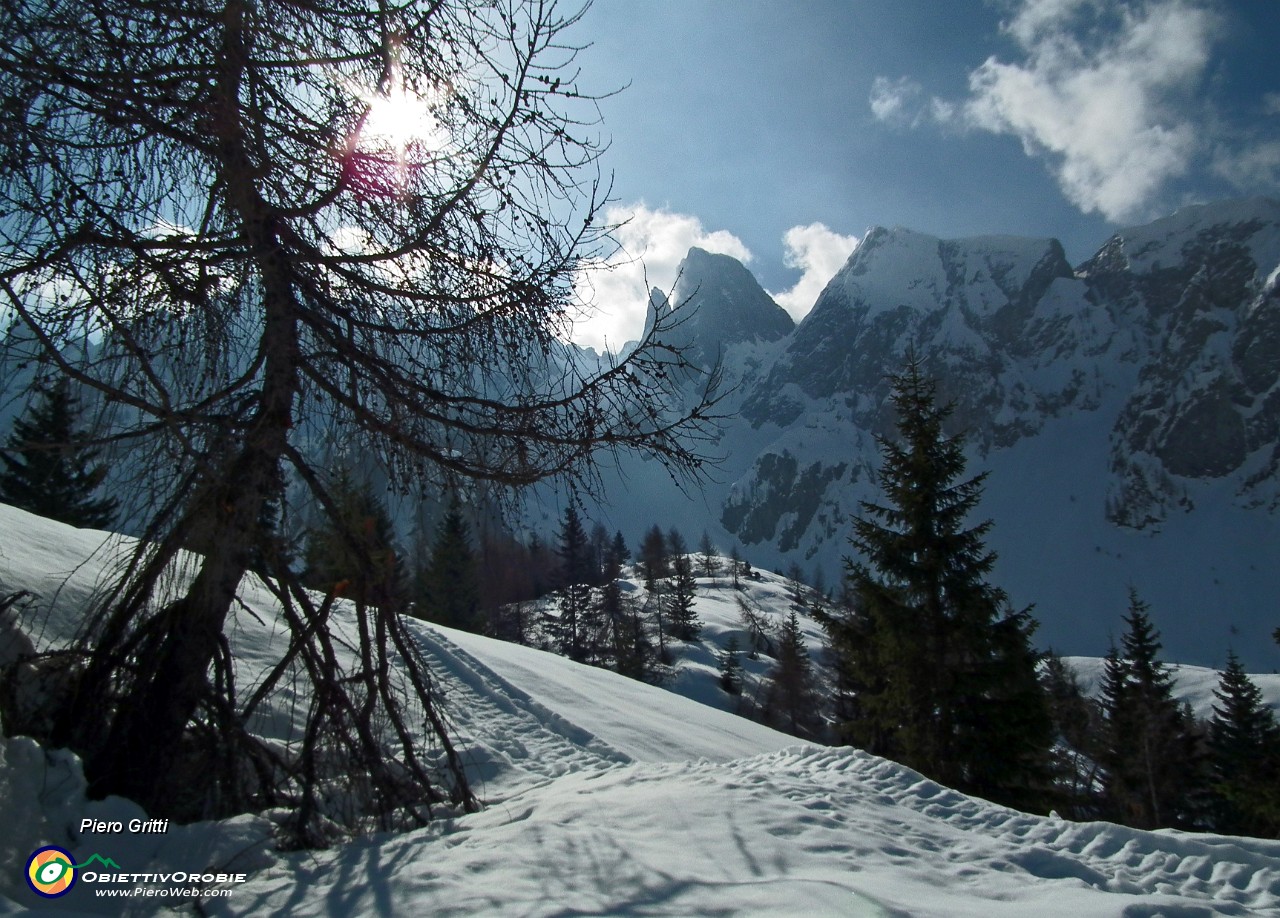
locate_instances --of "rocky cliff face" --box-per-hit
[589,198,1280,667]
[724,198,1280,544]
[742,227,1101,445]
[643,246,794,373]
[1081,199,1280,526]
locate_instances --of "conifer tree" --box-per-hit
[729,544,743,589]
[611,531,630,570]
[719,635,745,696]
[594,536,625,671]
[526,534,555,599]
[301,471,405,610]
[588,522,610,586]
[666,529,701,641]
[820,358,1052,809]
[698,531,721,579]
[0,378,117,529]
[638,525,671,661]
[1098,591,1200,829]
[762,610,822,739]
[639,525,670,586]
[1040,652,1105,819]
[592,535,644,679]
[554,503,594,662]
[417,501,481,632]
[1207,651,1280,837]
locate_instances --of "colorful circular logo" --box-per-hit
[26,846,77,898]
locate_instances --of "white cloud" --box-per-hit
[961,0,1218,222]
[1213,94,1280,191]
[572,203,752,351]
[1212,140,1280,191]
[1002,0,1095,47]
[871,1,1244,223]
[869,77,926,126]
[768,223,860,322]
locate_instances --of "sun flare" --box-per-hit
[341,74,452,197]
[361,87,449,153]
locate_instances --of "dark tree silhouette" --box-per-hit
[0,378,117,529]
[1098,592,1201,830]
[638,524,671,661]
[416,499,480,632]
[761,610,821,740]
[666,528,700,641]
[0,0,718,838]
[820,358,1051,810]
[553,503,594,662]
[301,469,405,609]
[697,531,721,579]
[1207,651,1280,837]
[718,634,744,696]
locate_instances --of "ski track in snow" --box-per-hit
[412,625,635,799]
[1,503,1279,917]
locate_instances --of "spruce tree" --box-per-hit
[594,536,624,672]
[666,529,701,641]
[554,503,594,662]
[526,533,554,599]
[820,358,1051,809]
[588,522,610,585]
[729,544,743,590]
[638,525,671,662]
[762,610,822,739]
[698,531,721,579]
[1208,651,1280,837]
[611,531,630,570]
[0,378,117,529]
[417,501,481,632]
[639,525,670,586]
[719,635,745,696]
[302,471,405,610]
[1098,591,1200,829]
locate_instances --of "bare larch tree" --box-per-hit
[0,0,717,841]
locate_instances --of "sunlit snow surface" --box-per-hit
[1,504,1278,916]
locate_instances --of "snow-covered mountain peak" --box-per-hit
[645,246,794,371]
[741,225,1083,437]
[1109,196,1280,278]
[603,201,1280,669]
[812,226,1073,326]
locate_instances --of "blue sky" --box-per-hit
[568,0,1280,347]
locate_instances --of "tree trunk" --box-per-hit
[87,0,302,806]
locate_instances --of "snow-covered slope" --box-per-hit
[2,505,1279,916]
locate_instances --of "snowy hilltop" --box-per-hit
[1,503,1278,916]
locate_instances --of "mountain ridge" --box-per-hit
[573,196,1280,671]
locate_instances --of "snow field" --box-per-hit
[1,505,1278,916]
